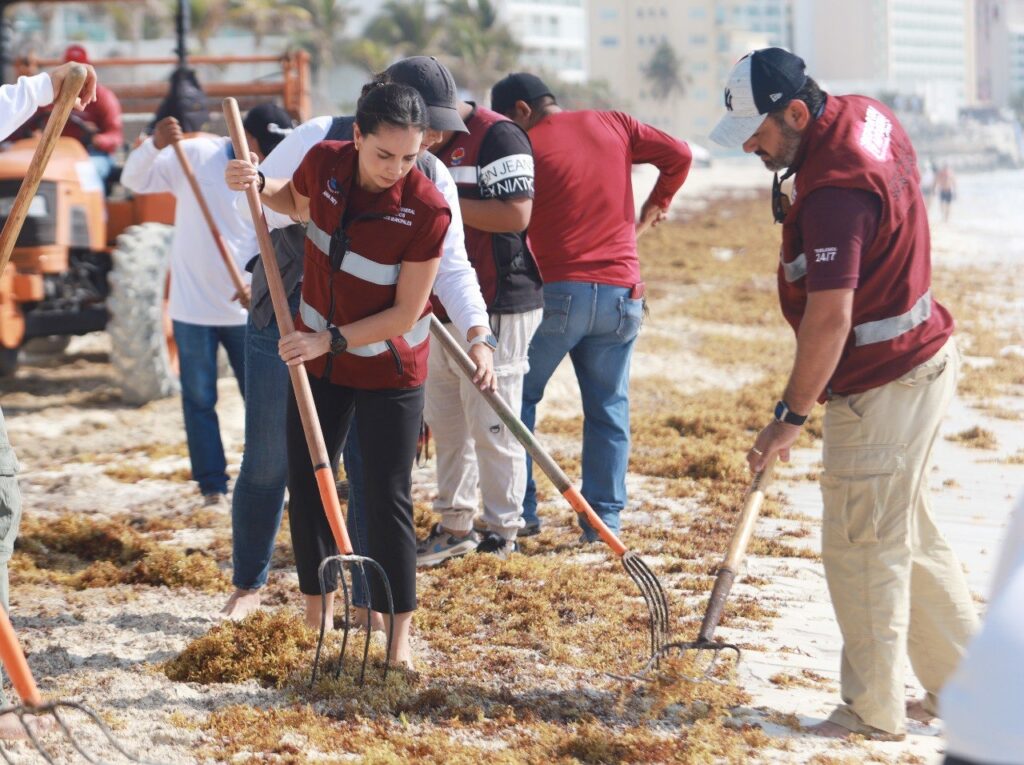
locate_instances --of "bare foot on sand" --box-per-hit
[0,710,56,741]
[906,698,937,724]
[220,589,261,620]
[352,607,386,633]
[804,720,905,741]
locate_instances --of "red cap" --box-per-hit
[63,44,89,64]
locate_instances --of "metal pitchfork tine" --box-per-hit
[1,609,157,763]
[645,456,778,683]
[428,317,671,665]
[222,98,394,687]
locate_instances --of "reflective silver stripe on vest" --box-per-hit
[298,298,431,358]
[306,222,400,285]
[347,314,432,357]
[342,252,400,285]
[781,252,807,282]
[853,289,932,347]
[448,166,480,184]
[307,220,331,256]
[299,297,328,331]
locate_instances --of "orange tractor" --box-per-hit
[0,20,310,402]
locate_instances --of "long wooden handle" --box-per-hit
[170,140,249,303]
[0,606,43,707]
[428,316,627,556]
[696,457,777,642]
[222,97,352,556]
[0,63,88,279]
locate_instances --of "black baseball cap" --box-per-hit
[710,48,807,147]
[490,73,555,115]
[385,56,468,133]
[243,103,295,156]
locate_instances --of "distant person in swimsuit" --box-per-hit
[936,163,956,222]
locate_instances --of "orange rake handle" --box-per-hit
[170,140,250,305]
[222,97,353,556]
[0,607,43,707]
[428,316,629,558]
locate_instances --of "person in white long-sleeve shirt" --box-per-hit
[121,104,293,507]
[220,65,494,625]
[1,59,97,741]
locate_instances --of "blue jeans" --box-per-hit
[521,281,643,541]
[172,320,246,496]
[230,290,299,590]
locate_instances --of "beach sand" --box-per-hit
[0,161,1021,762]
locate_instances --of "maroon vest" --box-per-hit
[432,105,542,319]
[779,95,953,398]
[295,141,449,390]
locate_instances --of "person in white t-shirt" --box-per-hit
[121,104,294,506]
[940,491,1024,765]
[1,59,97,741]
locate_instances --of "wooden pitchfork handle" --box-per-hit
[170,138,250,308]
[429,316,629,556]
[222,97,353,557]
[694,456,777,643]
[0,63,88,281]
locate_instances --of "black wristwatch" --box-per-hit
[327,326,348,357]
[774,399,808,427]
[468,333,498,351]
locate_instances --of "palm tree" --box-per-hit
[189,0,232,52]
[285,0,358,106]
[228,0,311,49]
[363,0,440,58]
[643,40,687,100]
[440,0,520,95]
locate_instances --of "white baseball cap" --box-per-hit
[710,48,808,148]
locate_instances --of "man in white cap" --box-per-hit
[712,47,976,740]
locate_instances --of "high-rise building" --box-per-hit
[586,1,790,144]
[499,0,587,83]
[792,0,971,121]
[975,0,1011,107]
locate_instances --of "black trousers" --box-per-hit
[945,757,991,765]
[286,373,423,613]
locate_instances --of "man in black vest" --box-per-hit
[404,57,545,565]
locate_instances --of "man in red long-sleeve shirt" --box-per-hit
[492,73,692,540]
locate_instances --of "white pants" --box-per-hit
[424,309,543,540]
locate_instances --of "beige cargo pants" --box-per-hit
[820,338,978,735]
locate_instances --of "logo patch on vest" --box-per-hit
[858,106,893,162]
[323,176,340,205]
[450,147,466,165]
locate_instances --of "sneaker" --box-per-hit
[416,523,479,567]
[202,492,228,508]
[519,520,541,537]
[476,532,518,560]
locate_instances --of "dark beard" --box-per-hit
[758,119,802,172]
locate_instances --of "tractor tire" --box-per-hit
[108,223,180,405]
[23,336,72,355]
[0,347,18,377]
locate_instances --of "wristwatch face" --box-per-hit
[329,327,347,356]
[484,333,498,350]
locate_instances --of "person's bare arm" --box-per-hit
[459,197,531,233]
[747,288,853,471]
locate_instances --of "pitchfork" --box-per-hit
[1,608,157,763]
[645,456,777,682]
[428,318,671,666]
[223,98,394,686]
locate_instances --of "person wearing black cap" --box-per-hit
[414,64,544,565]
[712,48,977,740]
[220,58,494,626]
[121,103,295,508]
[491,72,692,543]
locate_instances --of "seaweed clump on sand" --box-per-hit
[165,611,319,687]
[12,514,226,591]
